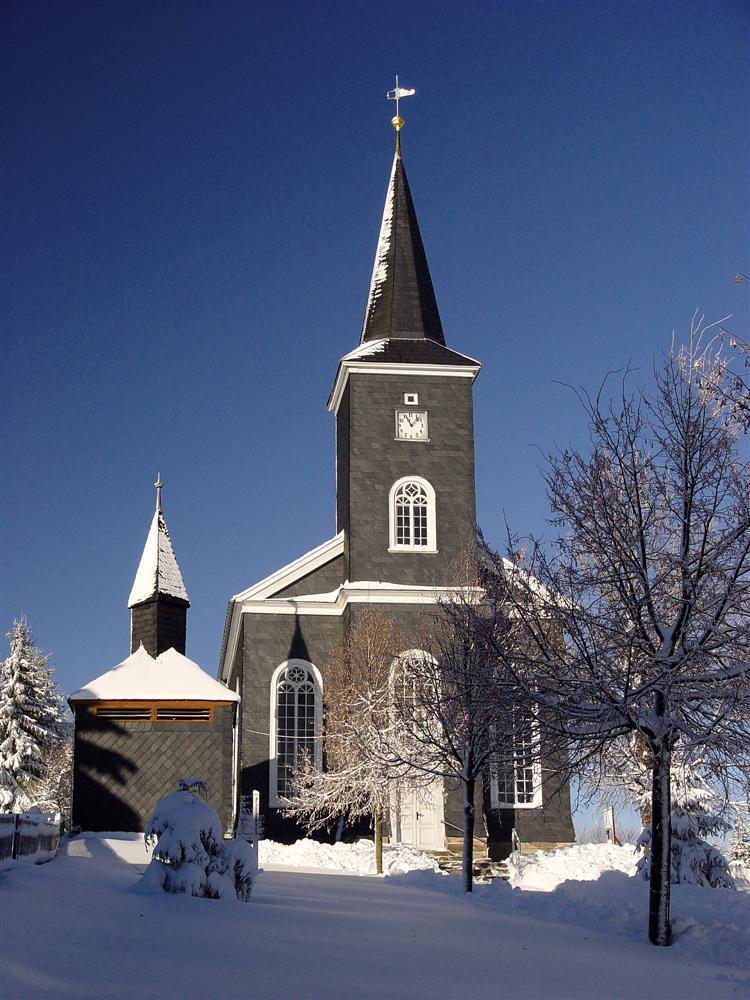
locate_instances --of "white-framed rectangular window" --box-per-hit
[403,392,419,405]
[490,713,542,809]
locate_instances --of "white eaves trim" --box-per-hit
[239,582,471,616]
[328,360,481,414]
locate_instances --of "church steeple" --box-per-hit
[360,122,445,345]
[128,476,190,656]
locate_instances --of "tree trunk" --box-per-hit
[648,739,672,946]
[635,734,652,828]
[374,807,383,875]
[462,776,475,893]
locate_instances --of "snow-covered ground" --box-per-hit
[1,834,748,999]
[507,841,638,891]
[259,836,440,875]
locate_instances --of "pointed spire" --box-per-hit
[128,479,189,609]
[360,118,445,345]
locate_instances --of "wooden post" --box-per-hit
[374,807,383,874]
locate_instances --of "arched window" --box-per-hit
[388,477,437,552]
[269,659,322,806]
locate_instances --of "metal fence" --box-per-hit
[0,809,62,865]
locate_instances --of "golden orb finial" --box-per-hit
[391,115,404,132]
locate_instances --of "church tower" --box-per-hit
[220,101,574,855]
[328,122,481,586]
[128,477,190,656]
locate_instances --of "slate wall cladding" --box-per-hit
[340,372,477,585]
[239,611,343,841]
[71,704,235,833]
[130,597,188,657]
[347,602,573,855]
[271,554,345,599]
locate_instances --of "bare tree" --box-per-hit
[285,608,413,874]
[378,552,522,893]
[480,319,750,945]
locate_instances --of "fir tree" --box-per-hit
[729,818,750,871]
[0,618,62,812]
[636,758,735,889]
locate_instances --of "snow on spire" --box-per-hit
[128,479,189,608]
[359,117,445,344]
[361,152,397,338]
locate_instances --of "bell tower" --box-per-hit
[128,476,190,656]
[328,109,481,586]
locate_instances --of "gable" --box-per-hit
[270,553,344,598]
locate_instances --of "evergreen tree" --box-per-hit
[636,758,735,889]
[0,618,62,812]
[730,818,750,871]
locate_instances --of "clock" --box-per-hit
[396,410,428,441]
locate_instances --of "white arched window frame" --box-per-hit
[388,476,437,553]
[390,648,440,734]
[490,712,542,809]
[268,659,323,808]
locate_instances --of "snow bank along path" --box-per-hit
[1,834,748,999]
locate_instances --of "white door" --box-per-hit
[395,780,445,851]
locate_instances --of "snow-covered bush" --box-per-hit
[177,777,210,800]
[141,784,255,901]
[636,765,735,889]
[207,837,256,901]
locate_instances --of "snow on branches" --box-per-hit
[0,618,64,813]
[636,757,735,889]
[141,784,256,901]
[284,609,416,873]
[480,320,750,944]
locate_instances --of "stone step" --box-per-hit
[430,852,510,882]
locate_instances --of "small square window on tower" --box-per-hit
[404,392,419,405]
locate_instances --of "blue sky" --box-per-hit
[2,0,748,723]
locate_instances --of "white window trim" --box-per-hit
[388,476,437,553]
[489,721,543,810]
[268,658,323,808]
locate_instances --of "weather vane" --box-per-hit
[387,75,415,132]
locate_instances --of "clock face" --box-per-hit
[396,410,428,440]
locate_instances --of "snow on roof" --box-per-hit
[342,339,388,361]
[69,646,239,702]
[128,508,189,607]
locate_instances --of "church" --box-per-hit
[217,111,575,857]
[68,103,573,856]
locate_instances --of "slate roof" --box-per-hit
[342,338,479,367]
[128,505,189,608]
[361,139,445,344]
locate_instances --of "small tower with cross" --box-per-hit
[128,475,190,656]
